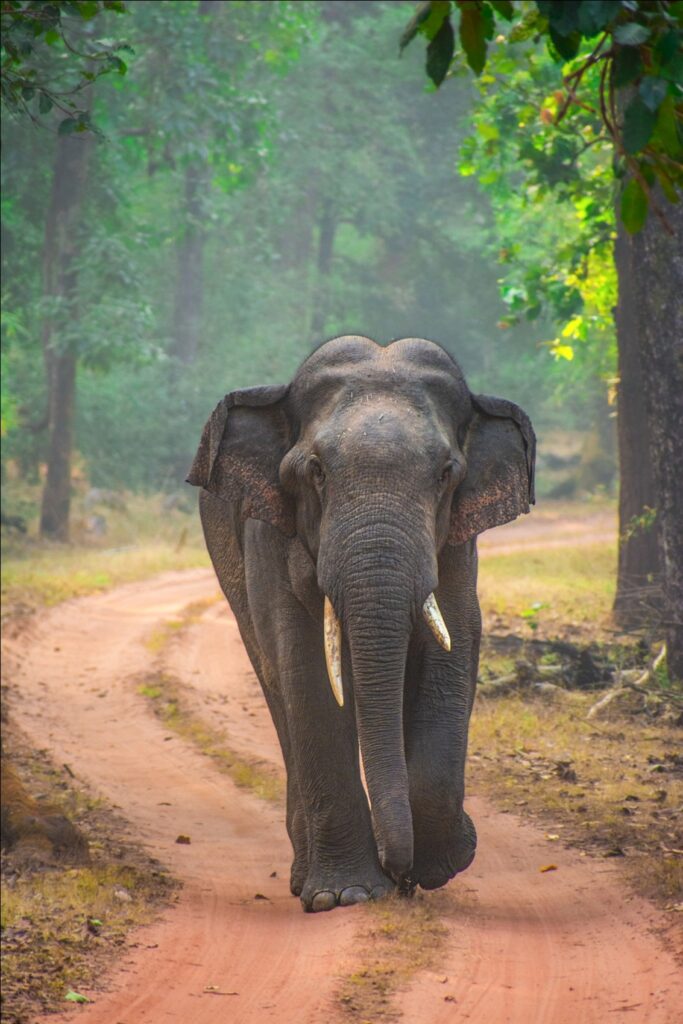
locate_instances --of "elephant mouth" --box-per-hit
[322,591,450,707]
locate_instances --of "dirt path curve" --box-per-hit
[4,566,681,1024]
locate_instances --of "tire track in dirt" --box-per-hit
[4,564,681,1023]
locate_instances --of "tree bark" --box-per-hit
[612,216,661,626]
[631,196,683,678]
[39,128,93,540]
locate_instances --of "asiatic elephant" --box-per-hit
[187,336,535,912]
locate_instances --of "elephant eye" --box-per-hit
[309,455,326,485]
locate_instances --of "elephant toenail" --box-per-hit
[311,890,337,912]
[339,886,369,906]
[369,884,391,901]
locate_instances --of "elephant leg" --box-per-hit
[259,682,309,895]
[245,524,391,911]
[404,639,478,891]
[281,648,393,911]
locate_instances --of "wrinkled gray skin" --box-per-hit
[188,336,535,912]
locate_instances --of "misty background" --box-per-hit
[1,0,613,512]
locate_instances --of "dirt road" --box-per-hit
[4,558,681,1023]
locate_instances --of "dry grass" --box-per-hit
[0,736,175,1024]
[479,542,617,640]
[469,692,683,904]
[1,492,209,619]
[337,892,451,1022]
[138,670,283,804]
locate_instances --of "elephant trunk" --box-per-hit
[320,501,437,882]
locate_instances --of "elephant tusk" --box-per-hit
[323,596,344,707]
[423,593,451,652]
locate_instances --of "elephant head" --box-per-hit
[188,336,534,881]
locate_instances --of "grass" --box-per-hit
[478,542,617,639]
[1,738,175,1024]
[337,892,451,1022]
[137,669,284,804]
[1,492,209,618]
[469,691,683,905]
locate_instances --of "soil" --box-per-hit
[2,543,682,1022]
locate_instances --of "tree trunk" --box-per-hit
[39,128,93,540]
[631,196,683,678]
[170,161,207,366]
[612,216,661,626]
[310,197,337,338]
[169,0,216,367]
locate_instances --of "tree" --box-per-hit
[401,0,683,675]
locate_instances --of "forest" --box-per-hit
[1,2,682,1022]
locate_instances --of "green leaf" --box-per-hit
[614,23,651,47]
[620,178,648,233]
[577,1,616,36]
[655,29,680,68]
[622,95,657,154]
[548,26,581,61]
[652,94,683,159]
[489,0,513,20]
[613,46,642,87]
[65,991,90,1004]
[426,14,455,86]
[459,3,487,75]
[38,92,53,114]
[58,118,79,136]
[638,76,668,113]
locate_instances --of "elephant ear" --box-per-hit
[448,393,536,546]
[186,384,295,535]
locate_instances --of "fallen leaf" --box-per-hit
[269,870,277,877]
[175,835,191,845]
[539,864,558,873]
[65,990,90,1004]
[545,833,560,841]
[254,893,269,901]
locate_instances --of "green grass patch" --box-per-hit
[479,542,617,638]
[137,669,284,804]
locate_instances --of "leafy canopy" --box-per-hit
[401,0,683,232]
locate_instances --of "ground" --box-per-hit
[1,498,681,1023]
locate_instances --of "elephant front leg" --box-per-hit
[281,652,393,912]
[405,643,478,891]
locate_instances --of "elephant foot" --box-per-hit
[412,810,477,891]
[300,861,394,913]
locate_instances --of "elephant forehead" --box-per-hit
[314,399,450,465]
[291,337,470,416]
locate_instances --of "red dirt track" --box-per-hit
[3,559,681,1023]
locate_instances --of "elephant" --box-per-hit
[187,335,535,912]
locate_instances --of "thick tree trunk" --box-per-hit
[613,217,660,626]
[310,197,337,338]
[39,129,93,540]
[631,196,683,678]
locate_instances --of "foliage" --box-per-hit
[1,0,130,132]
[401,0,683,230]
